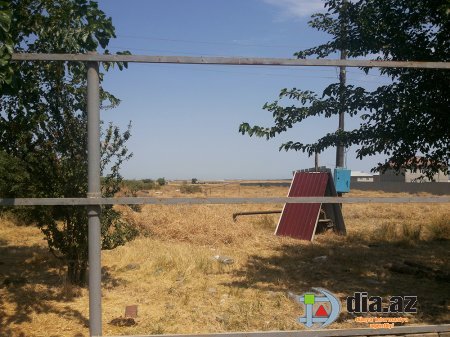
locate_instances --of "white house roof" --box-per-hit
[351,171,375,177]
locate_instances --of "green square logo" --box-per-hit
[304,294,315,305]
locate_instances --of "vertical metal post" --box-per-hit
[336,0,347,199]
[336,0,347,170]
[336,48,346,169]
[314,151,319,172]
[87,59,102,337]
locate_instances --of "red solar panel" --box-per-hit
[275,172,329,241]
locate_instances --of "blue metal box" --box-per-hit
[334,168,351,193]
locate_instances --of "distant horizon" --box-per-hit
[121,169,380,181]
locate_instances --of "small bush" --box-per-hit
[180,183,202,194]
[156,178,166,186]
[121,179,160,211]
[142,179,154,184]
[122,179,158,192]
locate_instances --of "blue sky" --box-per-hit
[97,0,389,180]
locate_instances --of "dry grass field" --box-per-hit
[0,182,449,337]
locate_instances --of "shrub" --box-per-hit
[122,179,158,192]
[142,178,154,184]
[180,182,202,194]
[121,180,156,212]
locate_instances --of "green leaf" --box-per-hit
[0,10,11,31]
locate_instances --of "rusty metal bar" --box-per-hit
[0,196,449,206]
[11,53,450,69]
[232,210,282,221]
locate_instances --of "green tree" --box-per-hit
[0,1,13,88]
[157,177,166,186]
[0,151,29,197]
[0,0,136,285]
[240,0,449,179]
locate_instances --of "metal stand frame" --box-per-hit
[6,52,450,336]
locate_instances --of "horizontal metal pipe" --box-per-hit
[233,210,282,221]
[106,323,450,337]
[0,196,449,206]
[11,53,450,69]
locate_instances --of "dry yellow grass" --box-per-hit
[0,184,449,336]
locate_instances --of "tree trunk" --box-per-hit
[67,259,88,286]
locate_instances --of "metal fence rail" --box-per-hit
[1,196,449,206]
[11,53,450,69]
[107,324,450,337]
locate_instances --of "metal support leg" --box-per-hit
[87,60,102,337]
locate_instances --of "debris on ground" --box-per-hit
[109,317,137,327]
[213,255,234,265]
[123,263,141,271]
[313,255,328,262]
[125,305,138,318]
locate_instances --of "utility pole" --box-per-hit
[87,55,102,337]
[336,0,347,169]
[315,151,319,172]
[336,48,346,168]
[336,0,347,199]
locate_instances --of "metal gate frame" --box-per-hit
[4,52,450,336]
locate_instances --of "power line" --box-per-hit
[148,64,388,84]
[143,63,339,80]
[116,34,303,49]
[141,63,384,83]
[108,45,222,57]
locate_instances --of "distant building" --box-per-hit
[379,157,448,183]
[351,171,376,183]
[380,168,448,182]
